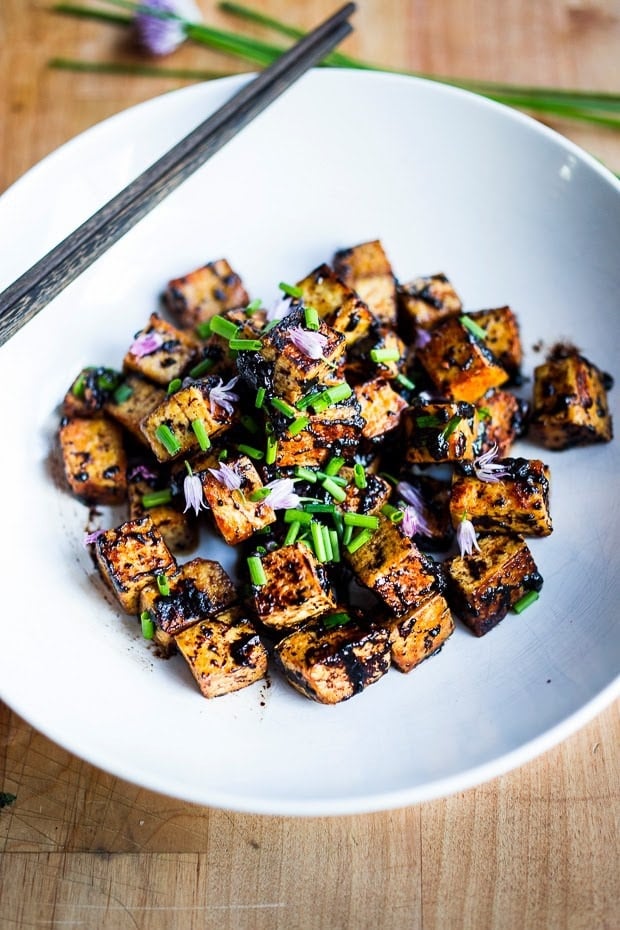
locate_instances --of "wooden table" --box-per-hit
[1,2,618,927]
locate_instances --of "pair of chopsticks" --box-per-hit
[0,2,356,348]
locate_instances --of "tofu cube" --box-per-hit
[251,542,336,631]
[59,415,127,505]
[201,454,276,545]
[446,533,543,636]
[354,378,408,439]
[345,515,440,616]
[386,592,454,672]
[417,315,509,402]
[340,469,392,515]
[468,306,522,379]
[530,348,613,449]
[164,258,249,330]
[139,557,237,636]
[450,457,553,537]
[333,240,397,325]
[477,388,528,457]
[128,469,198,553]
[274,396,364,468]
[296,264,375,346]
[396,272,462,339]
[105,374,166,445]
[123,313,199,386]
[403,402,480,464]
[94,516,176,614]
[275,607,391,704]
[175,606,268,698]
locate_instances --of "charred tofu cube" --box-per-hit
[164,258,249,330]
[123,313,198,386]
[201,454,276,544]
[403,402,480,464]
[139,558,237,636]
[105,374,166,445]
[396,272,462,339]
[468,306,522,379]
[94,516,176,613]
[530,347,613,449]
[296,264,375,346]
[333,240,397,325]
[477,388,528,457]
[141,376,236,462]
[450,457,553,537]
[175,606,268,698]
[251,542,336,631]
[62,366,123,418]
[128,468,198,553]
[446,533,543,636]
[340,469,392,515]
[417,315,509,402]
[59,415,127,505]
[275,607,391,704]
[354,378,408,440]
[386,591,454,672]
[345,515,440,616]
[274,395,364,468]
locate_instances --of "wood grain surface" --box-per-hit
[1,2,619,928]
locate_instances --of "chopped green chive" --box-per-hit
[195,321,212,339]
[321,523,334,562]
[322,382,352,405]
[343,513,380,529]
[240,414,259,434]
[270,396,297,419]
[513,590,540,613]
[72,371,87,398]
[112,382,133,404]
[441,415,462,439]
[218,448,229,461]
[342,523,354,546]
[310,520,327,562]
[416,415,442,429]
[155,424,181,456]
[354,463,367,489]
[190,419,210,451]
[396,373,416,390]
[294,465,317,483]
[249,487,271,502]
[460,315,487,340]
[96,370,119,391]
[304,503,336,514]
[210,316,239,340]
[189,357,214,379]
[247,555,267,586]
[332,510,344,539]
[317,471,347,487]
[237,443,264,460]
[283,520,301,546]
[142,489,173,508]
[346,527,374,554]
[381,504,404,524]
[370,347,401,363]
[156,574,170,596]
[325,455,345,476]
[323,611,351,629]
[167,377,182,395]
[229,338,263,351]
[288,415,309,436]
[265,433,278,465]
[255,386,266,408]
[284,509,312,525]
[140,610,155,640]
[304,306,320,331]
[478,406,492,420]
[245,298,262,314]
[279,281,303,298]
[296,390,323,410]
[322,476,347,503]
[329,529,340,563]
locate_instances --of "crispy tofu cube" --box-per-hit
[128,469,197,552]
[141,377,236,462]
[105,374,166,445]
[201,455,276,545]
[275,607,391,704]
[477,388,528,457]
[417,315,509,402]
[468,306,522,379]
[386,591,454,672]
[94,516,176,614]
[251,542,336,631]
[354,378,408,439]
[403,402,480,464]
[175,606,268,698]
[123,313,199,386]
[59,415,127,505]
[296,264,375,346]
[530,347,613,449]
[333,240,397,325]
[340,469,392,515]
[274,396,364,468]
[62,366,123,418]
[446,533,543,636]
[450,457,553,537]
[345,515,440,616]
[139,557,237,636]
[396,273,462,339]
[164,258,249,330]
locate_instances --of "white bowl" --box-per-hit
[0,69,618,815]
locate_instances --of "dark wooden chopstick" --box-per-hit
[0,3,355,348]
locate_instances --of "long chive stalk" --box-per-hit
[48,57,230,80]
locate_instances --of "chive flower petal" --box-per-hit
[209,375,239,416]
[183,472,207,515]
[262,477,300,510]
[473,443,511,483]
[129,330,164,357]
[456,515,480,557]
[208,461,242,490]
[288,326,328,359]
[134,0,201,57]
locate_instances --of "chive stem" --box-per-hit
[354,463,367,489]
[321,476,347,502]
[247,555,267,586]
[142,488,173,508]
[154,423,181,456]
[343,513,380,529]
[513,590,540,613]
[346,527,374,554]
[310,520,327,562]
[283,520,301,546]
[460,314,488,341]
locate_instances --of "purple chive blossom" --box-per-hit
[414,328,432,349]
[134,0,201,57]
[266,295,293,322]
[183,473,206,516]
[263,477,301,510]
[209,376,239,417]
[457,515,480,558]
[396,480,426,512]
[83,529,104,546]
[128,464,158,482]
[400,504,432,539]
[288,326,328,359]
[208,461,242,491]
[129,330,164,357]
[473,443,511,483]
